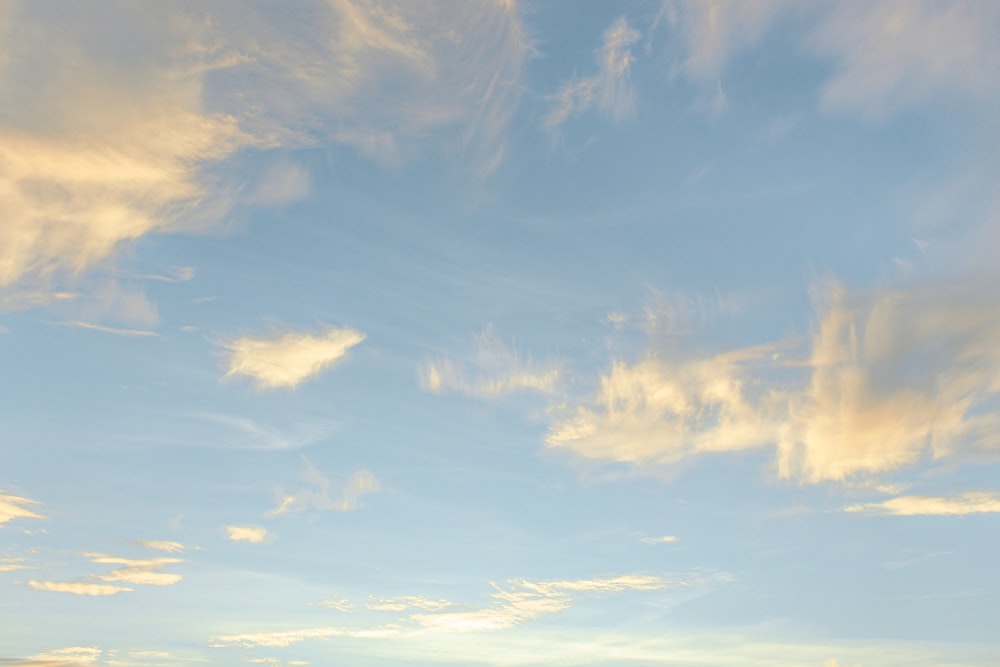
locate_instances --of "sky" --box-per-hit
[1,1,999,665]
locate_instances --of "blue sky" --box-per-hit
[2,1,999,665]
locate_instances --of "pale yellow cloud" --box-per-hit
[83,553,184,587]
[0,556,31,571]
[320,598,357,613]
[544,17,641,128]
[546,344,781,467]
[28,580,132,596]
[0,492,44,526]
[29,647,101,665]
[135,540,188,553]
[226,525,270,544]
[422,324,559,397]
[212,625,400,649]
[777,282,1000,483]
[846,492,1000,516]
[267,460,379,517]
[814,1,1000,117]
[366,595,454,612]
[413,574,670,633]
[641,535,679,544]
[223,326,365,390]
[57,321,159,337]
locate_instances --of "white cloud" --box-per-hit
[0,492,44,526]
[814,1,1000,117]
[212,625,400,649]
[28,580,132,596]
[29,646,101,665]
[226,525,270,544]
[546,344,781,467]
[777,281,1000,483]
[413,574,670,633]
[422,324,560,397]
[0,556,30,571]
[222,326,365,390]
[57,321,159,337]
[267,459,379,517]
[320,598,357,613]
[83,552,184,587]
[366,595,454,612]
[846,492,1000,516]
[135,540,188,553]
[641,535,679,544]
[544,17,641,128]
[0,0,530,303]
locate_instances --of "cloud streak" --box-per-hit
[223,326,365,390]
[266,459,379,517]
[225,525,270,544]
[846,492,1000,516]
[544,17,641,128]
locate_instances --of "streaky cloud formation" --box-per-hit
[0,492,44,526]
[28,646,101,665]
[225,525,270,544]
[57,321,159,338]
[223,326,365,390]
[82,552,184,587]
[28,580,132,596]
[212,625,401,649]
[544,16,641,128]
[366,595,454,612]
[422,324,559,397]
[267,459,379,517]
[846,492,1000,516]
[134,540,188,553]
[412,574,671,632]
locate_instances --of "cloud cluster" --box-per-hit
[549,279,1000,485]
[223,326,365,390]
[28,551,185,596]
[545,17,642,128]
[421,324,560,397]
[0,0,531,304]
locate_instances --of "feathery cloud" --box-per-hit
[641,535,679,544]
[846,492,1000,516]
[226,525,270,544]
[544,17,641,128]
[28,647,101,665]
[223,326,365,390]
[546,344,781,467]
[212,625,400,649]
[134,540,188,553]
[267,459,379,517]
[0,492,44,526]
[413,574,670,632]
[0,556,31,571]
[422,324,559,397]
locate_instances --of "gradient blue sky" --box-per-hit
[2,1,999,666]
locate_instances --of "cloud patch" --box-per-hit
[226,525,270,544]
[28,580,132,596]
[223,326,365,390]
[846,492,1000,516]
[0,492,44,526]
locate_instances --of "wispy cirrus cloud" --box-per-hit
[641,535,679,544]
[0,556,31,571]
[225,525,270,544]
[0,0,530,306]
[846,492,1000,516]
[28,646,101,665]
[212,625,400,649]
[266,458,379,517]
[222,326,365,390]
[413,574,671,633]
[366,595,454,612]
[544,17,642,129]
[421,324,560,397]
[0,492,44,526]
